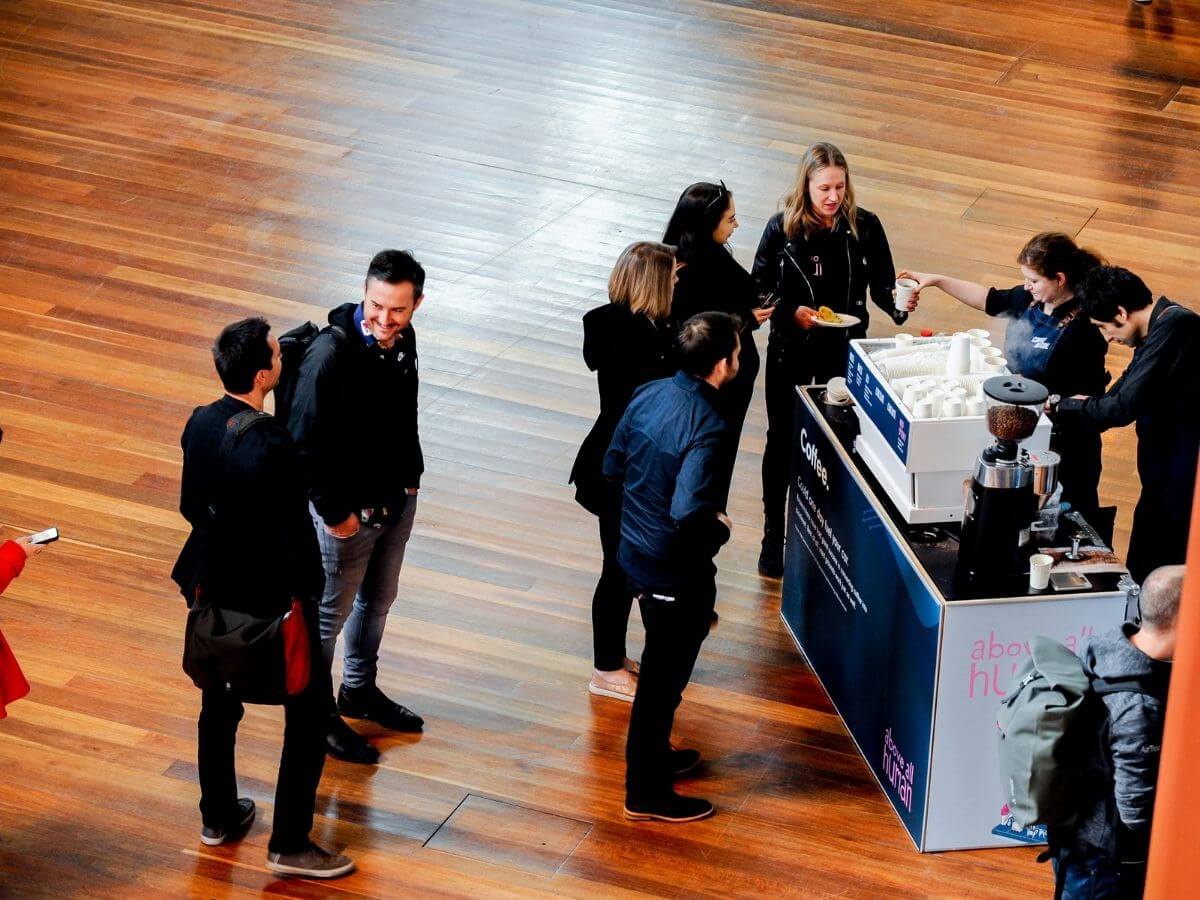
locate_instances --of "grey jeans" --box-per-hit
[312,498,418,689]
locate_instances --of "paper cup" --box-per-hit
[912,398,934,420]
[942,398,963,418]
[1029,554,1053,590]
[895,278,918,310]
[966,397,987,417]
[966,328,989,341]
[895,332,914,348]
[981,346,1003,359]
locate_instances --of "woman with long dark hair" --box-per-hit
[570,241,678,701]
[752,143,908,576]
[664,181,773,501]
[900,232,1109,517]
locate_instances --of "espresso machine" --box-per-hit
[955,377,1052,592]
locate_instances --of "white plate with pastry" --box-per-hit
[810,307,861,328]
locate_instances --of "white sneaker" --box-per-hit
[589,670,637,702]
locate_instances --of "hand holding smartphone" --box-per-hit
[14,527,57,559]
[28,527,59,545]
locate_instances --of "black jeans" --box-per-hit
[625,577,715,803]
[761,342,848,542]
[197,598,330,854]
[592,492,634,672]
[711,341,759,509]
[1050,424,1102,521]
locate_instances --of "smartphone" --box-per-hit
[28,527,60,545]
[1049,571,1092,592]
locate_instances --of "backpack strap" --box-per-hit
[1092,672,1169,701]
[206,410,272,523]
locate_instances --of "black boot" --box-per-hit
[757,532,784,578]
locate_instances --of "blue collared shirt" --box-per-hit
[353,303,377,347]
[603,371,728,592]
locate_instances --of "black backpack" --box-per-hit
[272,321,347,426]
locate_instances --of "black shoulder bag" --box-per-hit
[181,410,312,704]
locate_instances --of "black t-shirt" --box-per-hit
[985,285,1109,397]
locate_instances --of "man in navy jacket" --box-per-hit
[604,311,740,823]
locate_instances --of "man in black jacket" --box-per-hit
[1051,266,1200,583]
[288,250,426,764]
[604,312,740,823]
[1051,564,1180,899]
[174,317,353,878]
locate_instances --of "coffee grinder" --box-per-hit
[955,376,1049,592]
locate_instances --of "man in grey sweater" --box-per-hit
[1053,564,1182,899]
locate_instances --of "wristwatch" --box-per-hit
[1047,393,1062,412]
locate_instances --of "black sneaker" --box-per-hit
[624,792,715,823]
[200,797,255,846]
[338,684,424,733]
[757,538,784,578]
[326,715,380,765]
[668,748,702,778]
[266,842,355,879]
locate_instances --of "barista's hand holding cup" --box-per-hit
[1029,553,1053,591]
[894,277,919,313]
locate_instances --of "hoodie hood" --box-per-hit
[328,301,360,334]
[1083,624,1170,685]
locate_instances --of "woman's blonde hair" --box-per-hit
[782,142,858,241]
[608,241,675,320]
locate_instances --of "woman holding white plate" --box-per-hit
[751,142,910,577]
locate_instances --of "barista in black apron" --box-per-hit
[900,233,1108,518]
[991,290,1107,516]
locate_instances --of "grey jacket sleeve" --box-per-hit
[1107,698,1162,858]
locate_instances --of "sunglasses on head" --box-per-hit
[703,180,729,213]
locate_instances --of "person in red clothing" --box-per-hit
[0,533,48,719]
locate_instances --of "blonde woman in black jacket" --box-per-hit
[751,143,912,576]
[570,241,678,701]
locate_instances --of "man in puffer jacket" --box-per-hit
[1053,564,1182,899]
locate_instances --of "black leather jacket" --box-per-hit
[751,208,899,353]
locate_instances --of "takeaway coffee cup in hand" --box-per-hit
[1029,554,1053,590]
[895,278,918,311]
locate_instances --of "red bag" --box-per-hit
[281,599,311,697]
[0,628,30,719]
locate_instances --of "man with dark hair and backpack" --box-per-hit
[287,250,426,765]
[1052,564,1182,899]
[173,317,354,878]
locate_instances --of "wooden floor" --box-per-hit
[1,0,1198,896]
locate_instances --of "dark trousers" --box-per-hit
[592,492,634,671]
[1053,848,1143,899]
[711,343,759,509]
[625,578,715,802]
[1051,425,1102,521]
[762,341,850,542]
[1128,480,1194,585]
[197,599,330,854]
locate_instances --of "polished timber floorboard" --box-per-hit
[1,0,1198,896]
